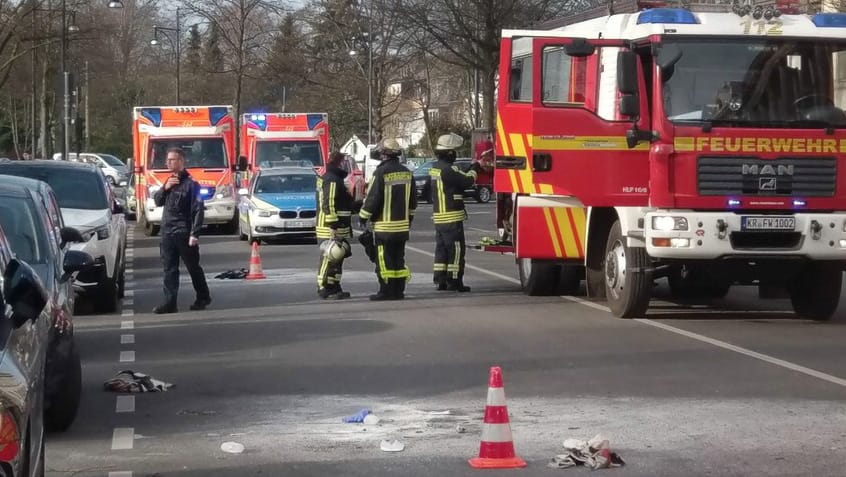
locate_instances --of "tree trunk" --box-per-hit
[481,65,496,130]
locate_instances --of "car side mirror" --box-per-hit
[61,250,95,283]
[3,259,48,328]
[59,226,85,248]
[238,156,249,172]
[238,188,249,196]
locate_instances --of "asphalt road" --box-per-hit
[46,201,846,477]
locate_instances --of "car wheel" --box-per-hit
[141,213,159,236]
[224,211,239,235]
[95,275,119,313]
[117,262,126,299]
[45,340,82,432]
[476,186,492,203]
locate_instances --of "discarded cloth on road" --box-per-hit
[215,268,248,279]
[104,370,174,393]
[548,434,625,470]
[342,408,371,423]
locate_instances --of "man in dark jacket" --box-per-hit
[430,133,481,292]
[359,139,416,301]
[316,151,354,299]
[152,147,211,314]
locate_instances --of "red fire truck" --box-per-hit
[132,105,238,236]
[484,4,846,320]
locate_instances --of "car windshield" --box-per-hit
[150,138,227,169]
[662,39,846,127]
[100,154,125,167]
[254,174,317,194]
[256,140,322,168]
[0,196,49,265]
[0,167,108,210]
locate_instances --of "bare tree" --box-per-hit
[181,0,282,156]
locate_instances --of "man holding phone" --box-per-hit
[152,147,211,314]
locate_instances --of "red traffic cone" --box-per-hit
[245,241,266,280]
[469,366,527,469]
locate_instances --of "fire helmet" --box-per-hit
[435,133,464,151]
[320,239,351,263]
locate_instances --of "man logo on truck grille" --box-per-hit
[759,178,777,191]
[742,164,794,176]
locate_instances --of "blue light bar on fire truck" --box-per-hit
[637,8,698,25]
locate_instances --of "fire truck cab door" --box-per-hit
[525,37,650,207]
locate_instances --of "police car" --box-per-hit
[237,167,318,243]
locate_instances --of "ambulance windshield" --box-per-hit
[256,140,322,168]
[662,39,846,128]
[150,138,227,169]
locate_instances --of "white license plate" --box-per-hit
[741,216,795,231]
[287,221,310,228]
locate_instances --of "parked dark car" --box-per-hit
[412,159,437,203]
[0,211,55,475]
[0,160,127,313]
[455,158,493,203]
[0,179,90,431]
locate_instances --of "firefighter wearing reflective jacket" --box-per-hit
[316,151,354,299]
[359,138,417,301]
[431,133,481,292]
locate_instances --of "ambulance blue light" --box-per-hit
[637,8,698,25]
[140,108,162,127]
[209,106,229,126]
[793,199,807,208]
[727,199,741,207]
[812,13,846,27]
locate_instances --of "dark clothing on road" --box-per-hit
[153,170,209,307]
[153,169,204,237]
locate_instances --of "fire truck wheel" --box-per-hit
[518,258,560,296]
[603,220,651,318]
[788,264,841,321]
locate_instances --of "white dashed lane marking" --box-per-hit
[121,321,134,330]
[111,428,135,450]
[119,351,135,363]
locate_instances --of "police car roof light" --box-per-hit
[812,13,846,27]
[637,8,698,25]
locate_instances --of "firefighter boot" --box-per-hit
[434,271,448,291]
[447,279,471,292]
[370,278,391,301]
[391,278,406,300]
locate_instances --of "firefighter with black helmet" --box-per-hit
[316,151,354,299]
[430,133,481,292]
[359,138,417,301]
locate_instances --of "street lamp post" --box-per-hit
[56,0,124,160]
[151,7,181,105]
[349,3,374,145]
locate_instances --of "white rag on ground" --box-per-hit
[548,434,625,470]
[104,370,174,393]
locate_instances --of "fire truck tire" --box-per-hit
[518,258,560,296]
[788,264,842,321]
[604,220,651,318]
[558,265,582,296]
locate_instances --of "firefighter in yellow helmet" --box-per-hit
[430,133,480,292]
[316,151,354,299]
[359,138,417,300]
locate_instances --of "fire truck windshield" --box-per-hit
[255,140,322,168]
[661,39,846,128]
[149,138,228,169]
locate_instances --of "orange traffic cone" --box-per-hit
[469,366,527,469]
[245,241,266,280]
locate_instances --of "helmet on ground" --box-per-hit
[321,239,351,263]
[435,133,464,151]
[379,138,402,157]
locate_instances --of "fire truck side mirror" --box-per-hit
[619,95,640,118]
[616,50,639,96]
